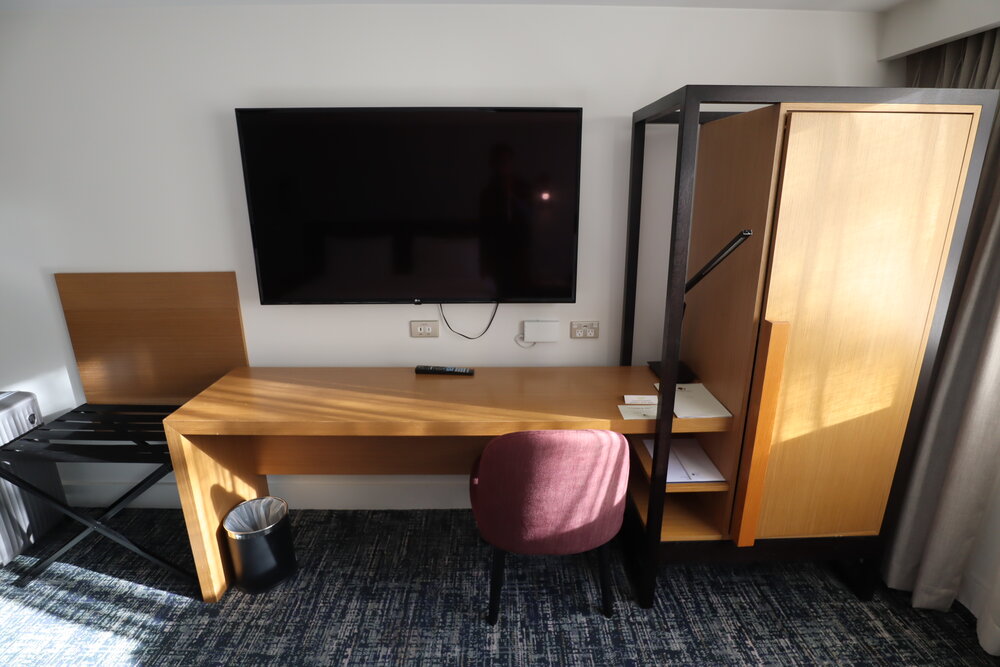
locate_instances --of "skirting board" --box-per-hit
[58,470,473,510]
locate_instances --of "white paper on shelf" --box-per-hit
[643,438,725,483]
[643,438,688,483]
[618,405,658,420]
[653,383,660,391]
[673,383,732,418]
[624,395,658,405]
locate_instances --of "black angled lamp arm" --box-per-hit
[684,229,752,294]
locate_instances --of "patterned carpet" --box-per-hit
[0,509,993,666]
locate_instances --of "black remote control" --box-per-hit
[415,365,475,376]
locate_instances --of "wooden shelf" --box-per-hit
[615,416,731,433]
[670,416,731,433]
[628,436,730,494]
[629,468,725,542]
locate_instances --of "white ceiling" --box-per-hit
[0,0,908,12]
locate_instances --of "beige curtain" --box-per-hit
[884,29,1000,655]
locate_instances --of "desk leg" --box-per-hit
[165,426,269,602]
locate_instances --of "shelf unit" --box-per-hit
[629,469,726,542]
[663,416,732,434]
[617,85,998,607]
[627,436,730,494]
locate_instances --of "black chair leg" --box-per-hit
[488,547,506,625]
[597,542,614,617]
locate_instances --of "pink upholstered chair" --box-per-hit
[469,429,630,624]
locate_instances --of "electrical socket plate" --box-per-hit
[410,320,440,337]
[570,321,600,339]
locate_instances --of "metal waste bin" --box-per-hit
[223,496,297,593]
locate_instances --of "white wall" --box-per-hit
[0,3,900,508]
[879,0,1000,60]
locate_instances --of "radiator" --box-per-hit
[0,391,65,566]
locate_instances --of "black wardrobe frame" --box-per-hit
[617,85,999,607]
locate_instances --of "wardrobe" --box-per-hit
[619,86,997,606]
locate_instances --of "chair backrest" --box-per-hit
[55,272,248,405]
[470,429,630,555]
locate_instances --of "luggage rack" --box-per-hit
[0,403,195,586]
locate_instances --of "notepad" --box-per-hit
[619,383,729,419]
[673,383,731,419]
[618,405,658,420]
[643,438,725,483]
[624,395,658,405]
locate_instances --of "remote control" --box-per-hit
[414,365,475,376]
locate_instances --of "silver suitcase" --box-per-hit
[0,391,66,565]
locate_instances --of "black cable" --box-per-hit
[438,302,500,340]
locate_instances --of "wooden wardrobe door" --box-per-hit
[756,110,976,539]
[680,104,783,537]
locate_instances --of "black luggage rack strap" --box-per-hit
[0,404,176,464]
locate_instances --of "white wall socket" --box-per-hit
[570,321,600,339]
[409,320,440,337]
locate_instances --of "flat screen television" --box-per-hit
[235,107,583,304]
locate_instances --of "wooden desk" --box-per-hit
[164,366,728,602]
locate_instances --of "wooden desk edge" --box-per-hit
[163,416,732,436]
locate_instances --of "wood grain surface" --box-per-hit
[679,104,784,534]
[166,426,269,603]
[164,366,731,436]
[629,469,725,541]
[55,272,248,404]
[730,320,790,546]
[756,109,976,538]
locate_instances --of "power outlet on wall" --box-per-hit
[410,320,440,337]
[570,321,600,339]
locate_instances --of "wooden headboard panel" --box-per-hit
[55,272,249,405]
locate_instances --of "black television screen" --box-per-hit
[235,107,582,304]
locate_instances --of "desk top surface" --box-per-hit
[164,366,729,436]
